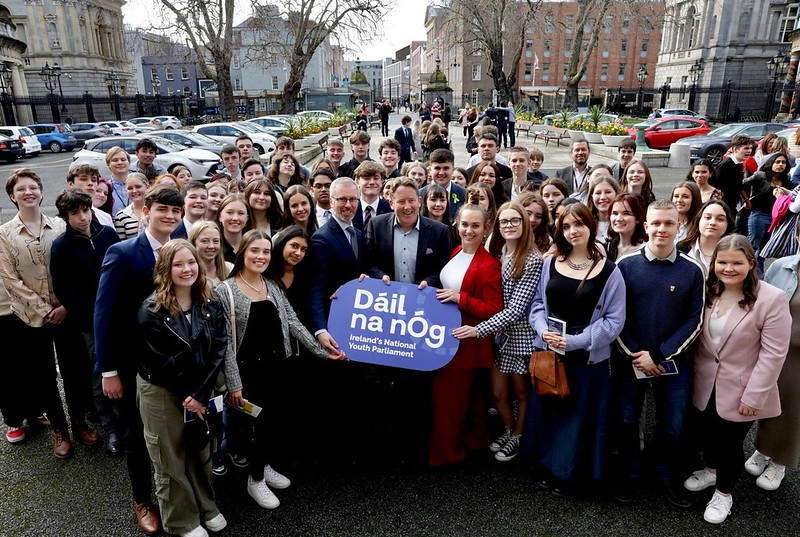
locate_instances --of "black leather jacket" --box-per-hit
[137,295,227,404]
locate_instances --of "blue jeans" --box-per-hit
[618,363,690,483]
[748,210,772,275]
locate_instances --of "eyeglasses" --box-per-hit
[332,196,358,205]
[312,183,332,190]
[498,217,523,228]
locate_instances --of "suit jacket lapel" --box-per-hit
[416,218,431,277]
[136,233,156,269]
[716,303,749,353]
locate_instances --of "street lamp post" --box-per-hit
[636,65,648,116]
[766,51,789,120]
[106,70,121,120]
[687,59,704,112]
[39,62,62,123]
[0,64,15,125]
[152,75,162,115]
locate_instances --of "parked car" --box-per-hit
[657,108,709,122]
[628,117,711,150]
[143,130,224,155]
[27,123,78,153]
[246,116,289,137]
[192,123,276,157]
[73,136,220,180]
[296,110,334,122]
[0,126,42,156]
[128,117,163,131]
[99,120,138,136]
[153,116,183,130]
[0,134,26,162]
[70,123,111,142]
[676,122,787,165]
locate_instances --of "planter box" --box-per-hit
[602,134,631,147]
[294,137,310,149]
[568,129,586,141]
[584,132,604,144]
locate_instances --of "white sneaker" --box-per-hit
[264,464,291,490]
[181,525,209,537]
[684,469,717,491]
[489,429,513,453]
[744,450,770,476]
[247,476,280,509]
[204,513,227,532]
[756,461,786,491]
[703,492,732,524]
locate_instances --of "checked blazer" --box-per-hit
[474,249,543,357]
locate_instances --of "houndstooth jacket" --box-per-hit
[475,248,543,357]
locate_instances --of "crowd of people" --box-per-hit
[0,116,799,536]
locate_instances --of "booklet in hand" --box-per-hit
[547,316,567,355]
[633,359,679,380]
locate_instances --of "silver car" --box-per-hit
[72,136,220,179]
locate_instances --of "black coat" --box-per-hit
[138,297,227,404]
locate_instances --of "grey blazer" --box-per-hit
[214,277,327,393]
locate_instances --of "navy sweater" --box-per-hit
[616,247,705,363]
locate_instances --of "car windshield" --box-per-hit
[152,138,188,152]
[708,124,746,137]
[243,122,271,133]
[235,122,261,133]
[180,132,219,144]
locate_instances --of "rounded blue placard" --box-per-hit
[327,278,462,371]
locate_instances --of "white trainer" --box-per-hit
[703,492,732,524]
[204,513,227,532]
[247,476,280,509]
[684,469,717,491]
[744,450,770,476]
[181,525,209,537]
[756,461,786,491]
[264,464,291,490]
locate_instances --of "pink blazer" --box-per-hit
[692,282,791,422]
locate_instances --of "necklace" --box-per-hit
[238,274,264,294]
[567,258,592,270]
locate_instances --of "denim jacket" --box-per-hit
[764,254,800,300]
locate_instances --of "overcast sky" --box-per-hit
[121,0,429,62]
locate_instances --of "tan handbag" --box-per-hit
[529,349,570,398]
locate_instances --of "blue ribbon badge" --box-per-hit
[327,278,462,371]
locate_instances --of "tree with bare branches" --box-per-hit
[561,0,612,111]
[246,0,393,114]
[435,0,540,104]
[150,0,237,118]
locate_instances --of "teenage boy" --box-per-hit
[242,157,266,182]
[420,148,467,220]
[503,147,540,200]
[614,200,705,508]
[379,138,402,179]
[338,130,371,178]
[171,180,208,239]
[393,115,416,166]
[528,148,548,184]
[352,160,392,231]
[129,138,167,182]
[310,168,335,227]
[50,188,121,456]
[218,144,242,181]
[611,138,637,181]
[95,185,185,535]
[67,164,113,226]
[711,134,754,214]
[465,133,512,180]
[235,135,257,160]
[325,140,345,175]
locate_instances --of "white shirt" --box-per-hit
[92,207,114,227]
[144,229,167,260]
[440,250,474,292]
[182,216,196,236]
[316,205,332,227]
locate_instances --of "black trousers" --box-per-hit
[700,394,753,494]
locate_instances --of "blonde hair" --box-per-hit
[151,240,212,316]
[188,221,230,282]
[104,146,130,166]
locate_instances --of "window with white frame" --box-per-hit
[524,63,532,81]
[150,68,158,81]
[621,40,628,58]
[544,40,551,57]
[641,39,649,58]
[544,14,553,34]
[165,67,173,81]
[181,67,189,80]
[472,64,481,81]
[618,64,626,81]
[542,63,550,81]
[601,63,608,81]
[566,15,574,33]
[272,76,279,90]
[781,4,799,42]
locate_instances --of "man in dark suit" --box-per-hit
[465,133,513,182]
[555,139,592,194]
[420,148,467,221]
[352,161,392,231]
[379,98,393,137]
[393,115,416,168]
[364,177,451,462]
[94,185,184,535]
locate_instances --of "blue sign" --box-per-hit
[327,279,462,371]
[204,105,248,115]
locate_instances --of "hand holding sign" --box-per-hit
[327,278,462,371]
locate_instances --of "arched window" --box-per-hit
[48,21,60,48]
[686,7,697,48]
[738,12,750,38]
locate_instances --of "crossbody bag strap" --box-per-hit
[224,280,237,356]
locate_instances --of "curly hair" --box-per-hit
[151,240,211,317]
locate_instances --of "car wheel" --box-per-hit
[30,152,40,158]
[254,144,264,154]
[49,141,62,153]
[166,126,174,130]
[705,146,725,166]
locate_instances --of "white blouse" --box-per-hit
[440,251,474,292]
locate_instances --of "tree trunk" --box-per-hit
[280,74,303,114]
[563,85,579,111]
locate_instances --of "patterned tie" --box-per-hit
[346,225,358,258]
[364,205,374,230]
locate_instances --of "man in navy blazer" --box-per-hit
[555,139,592,194]
[94,185,184,535]
[352,160,392,232]
[393,114,416,167]
[420,148,467,221]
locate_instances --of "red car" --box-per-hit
[628,117,711,150]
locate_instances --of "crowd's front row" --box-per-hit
[0,163,797,536]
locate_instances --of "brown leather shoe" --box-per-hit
[75,421,100,445]
[135,502,162,535]
[53,430,73,459]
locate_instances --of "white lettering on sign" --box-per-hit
[349,289,446,348]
